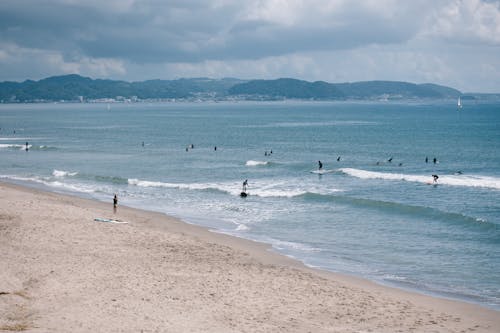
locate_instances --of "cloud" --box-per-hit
[0,0,430,63]
[421,0,500,45]
[0,0,498,91]
[0,42,126,80]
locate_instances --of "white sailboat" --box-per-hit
[457,96,462,109]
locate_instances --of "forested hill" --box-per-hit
[228,78,461,100]
[0,74,462,102]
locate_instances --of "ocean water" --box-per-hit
[1,101,499,309]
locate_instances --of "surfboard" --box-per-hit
[94,217,128,224]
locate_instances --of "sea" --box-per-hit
[1,100,499,310]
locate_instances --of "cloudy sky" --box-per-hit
[0,0,499,92]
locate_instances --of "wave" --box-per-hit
[339,168,500,190]
[0,144,31,150]
[0,175,96,193]
[53,169,78,177]
[128,178,311,198]
[31,145,58,151]
[128,178,223,191]
[92,175,129,185]
[0,143,57,151]
[50,170,127,185]
[301,192,496,229]
[246,160,270,166]
[310,169,336,174]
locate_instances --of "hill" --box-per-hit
[0,74,462,102]
[229,79,461,100]
[0,75,243,102]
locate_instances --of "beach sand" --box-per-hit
[0,182,498,332]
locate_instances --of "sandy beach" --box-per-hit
[0,181,498,332]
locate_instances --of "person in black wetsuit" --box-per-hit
[432,174,439,183]
[318,160,323,170]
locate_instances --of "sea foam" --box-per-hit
[340,168,500,190]
[245,160,269,166]
[53,169,78,177]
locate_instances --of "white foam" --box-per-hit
[0,144,23,149]
[245,160,269,166]
[128,178,314,198]
[235,223,250,231]
[52,169,78,177]
[310,169,335,174]
[128,178,219,191]
[0,174,95,193]
[340,168,500,190]
[249,188,307,198]
[0,137,32,141]
[267,238,321,253]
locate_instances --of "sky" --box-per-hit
[0,0,499,92]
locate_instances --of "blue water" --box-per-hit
[1,101,499,309]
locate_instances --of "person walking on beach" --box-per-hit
[113,194,118,213]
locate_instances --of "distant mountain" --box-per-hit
[0,74,244,102]
[227,78,345,99]
[229,79,462,100]
[0,74,462,102]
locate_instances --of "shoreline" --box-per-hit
[5,177,498,311]
[1,181,498,332]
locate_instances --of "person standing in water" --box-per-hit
[432,174,439,183]
[318,160,323,170]
[113,194,118,213]
[242,179,248,192]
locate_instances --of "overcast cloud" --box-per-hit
[0,0,499,92]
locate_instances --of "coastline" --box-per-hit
[1,181,498,332]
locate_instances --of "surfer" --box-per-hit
[318,160,323,170]
[432,174,439,183]
[113,194,118,213]
[433,157,437,164]
[337,156,341,162]
[214,146,217,151]
[241,180,248,197]
[25,142,29,151]
[388,157,393,163]
[425,156,428,163]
